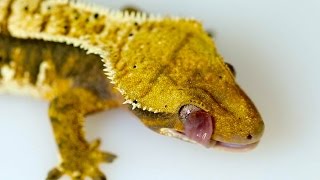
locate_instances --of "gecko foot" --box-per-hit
[46,139,116,180]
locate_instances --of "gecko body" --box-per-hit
[0,0,264,179]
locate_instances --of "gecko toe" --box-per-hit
[92,169,107,180]
[46,167,63,180]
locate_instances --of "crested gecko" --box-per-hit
[0,0,264,179]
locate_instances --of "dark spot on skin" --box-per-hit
[218,75,223,79]
[114,27,121,34]
[95,25,105,34]
[50,117,60,124]
[75,15,79,20]
[129,33,133,37]
[63,25,70,34]
[133,65,136,68]
[147,24,155,31]
[24,6,28,11]
[134,22,141,30]
[94,13,99,19]
[86,18,89,22]
[47,6,51,10]
[247,134,252,140]
[113,27,120,35]
[165,105,167,108]
[133,100,138,104]
[39,18,48,32]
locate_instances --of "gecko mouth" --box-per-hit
[159,128,258,152]
[173,104,258,151]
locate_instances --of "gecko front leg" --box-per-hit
[46,88,119,180]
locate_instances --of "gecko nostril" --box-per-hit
[247,134,252,140]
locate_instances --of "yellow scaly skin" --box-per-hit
[0,0,264,179]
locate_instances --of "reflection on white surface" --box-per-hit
[0,0,319,179]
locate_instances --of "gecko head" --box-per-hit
[117,19,264,151]
[175,84,265,151]
[131,79,264,152]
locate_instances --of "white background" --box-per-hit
[0,0,319,179]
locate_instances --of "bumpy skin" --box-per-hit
[0,0,264,179]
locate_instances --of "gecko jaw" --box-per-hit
[160,128,217,147]
[160,128,258,152]
[214,141,259,152]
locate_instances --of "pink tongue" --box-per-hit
[184,110,213,147]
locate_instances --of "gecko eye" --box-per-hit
[179,104,200,123]
[179,105,214,146]
[225,62,236,76]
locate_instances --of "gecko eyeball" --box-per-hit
[225,62,236,76]
[179,105,214,147]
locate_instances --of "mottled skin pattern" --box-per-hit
[0,35,120,179]
[0,35,114,95]
[0,0,264,179]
